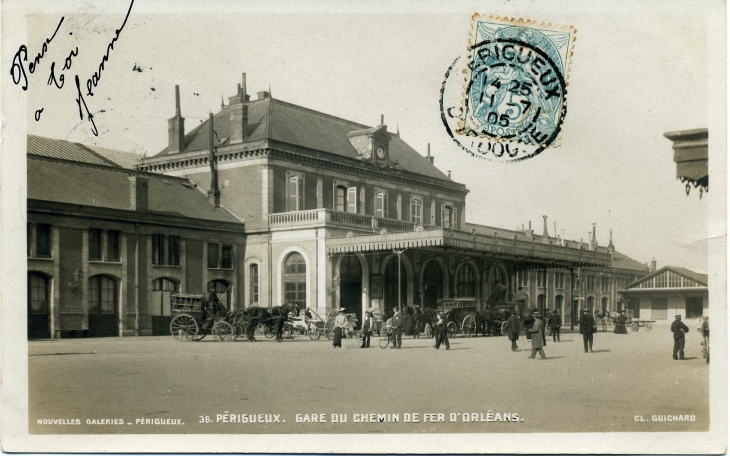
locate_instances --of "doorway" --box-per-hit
[339,254,362,329]
[151,278,178,335]
[422,261,443,309]
[88,275,118,337]
[28,272,50,339]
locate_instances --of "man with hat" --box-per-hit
[391,307,404,349]
[528,310,547,359]
[670,314,689,360]
[504,310,522,352]
[360,310,374,348]
[579,309,597,353]
[548,310,562,342]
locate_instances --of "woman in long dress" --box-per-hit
[613,311,628,334]
[333,308,348,348]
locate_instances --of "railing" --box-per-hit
[268,209,419,233]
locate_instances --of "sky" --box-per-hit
[17,1,718,273]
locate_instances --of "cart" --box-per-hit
[437,298,479,337]
[169,293,235,341]
[303,307,328,340]
[629,319,655,332]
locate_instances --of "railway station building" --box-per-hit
[27,75,650,338]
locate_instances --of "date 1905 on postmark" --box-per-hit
[441,15,576,162]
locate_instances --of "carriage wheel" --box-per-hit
[425,323,433,338]
[501,321,508,336]
[462,316,476,337]
[379,332,390,349]
[264,325,275,338]
[212,321,235,341]
[324,318,335,340]
[631,322,639,332]
[447,321,457,338]
[645,323,653,332]
[170,315,198,341]
[307,322,321,340]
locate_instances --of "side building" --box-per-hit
[27,135,244,338]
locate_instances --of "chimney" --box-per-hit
[128,175,149,211]
[561,229,565,246]
[228,75,249,144]
[167,85,185,153]
[427,143,434,164]
[542,215,549,240]
[380,114,384,125]
[208,112,220,208]
[242,73,250,102]
[651,257,657,273]
[528,221,532,230]
[257,90,270,100]
[447,170,452,179]
[590,223,598,249]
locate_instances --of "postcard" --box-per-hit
[1,0,726,453]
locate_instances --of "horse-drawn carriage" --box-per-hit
[433,299,525,338]
[169,293,238,341]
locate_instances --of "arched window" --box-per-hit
[250,264,259,305]
[89,275,117,315]
[410,197,423,224]
[283,252,306,308]
[456,265,475,298]
[287,175,304,211]
[335,186,347,212]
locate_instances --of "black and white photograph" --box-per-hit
[0,0,726,453]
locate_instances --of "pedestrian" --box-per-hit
[528,311,547,359]
[579,309,597,353]
[523,309,536,341]
[548,309,561,342]
[613,310,628,334]
[391,307,404,349]
[505,310,522,352]
[433,311,450,350]
[332,308,348,348]
[360,311,373,348]
[670,314,689,360]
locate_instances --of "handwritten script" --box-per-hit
[9,0,135,136]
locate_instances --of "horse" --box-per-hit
[238,302,300,341]
[595,309,611,331]
[442,308,463,337]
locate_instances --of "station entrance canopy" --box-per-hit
[327,228,611,270]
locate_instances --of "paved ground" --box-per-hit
[28,326,709,434]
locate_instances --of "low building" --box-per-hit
[618,266,708,324]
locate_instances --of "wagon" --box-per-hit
[629,319,655,332]
[303,307,329,340]
[437,298,479,337]
[169,293,236,341]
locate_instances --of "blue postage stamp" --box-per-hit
[458,15,576,155]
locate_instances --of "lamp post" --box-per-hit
[393,249,406,313]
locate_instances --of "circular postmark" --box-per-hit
[441,38,568,162]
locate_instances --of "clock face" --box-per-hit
[376,145,385,159]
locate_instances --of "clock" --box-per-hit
[376,145,385,159]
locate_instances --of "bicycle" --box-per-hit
[379,325,392,349]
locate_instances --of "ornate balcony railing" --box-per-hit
[268,209,420,233]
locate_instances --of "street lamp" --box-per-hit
[393,249,406,313]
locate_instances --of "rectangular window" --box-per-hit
[656,271,667,288]
[685,297,703,318]
[587,276,595,291]
[168,236,180,266]
[537,272,546,288]
[442,206,453,229]
[287,175,303,211]
[250,264,259,304]
[573,276,581,290]
[152,234,164,265]
[89,229,102,261]
[36,224,52,258]
[519,271,528,287]
[207,243,220,268]
[347,187,357,213]
[107,230,121,262]
[375,192,388,218]
[221,245,233,269]
[554,272,564,289]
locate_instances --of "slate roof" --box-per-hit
[611,250,650,272]
[154,97,450,180]
[28,135,142,169]
[28,155,241,224]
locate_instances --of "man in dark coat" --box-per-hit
[670,314,689,360]
[523,309,536,341]
[528,312,547,359]
[391,308,404,349]
[578,309,596,352]
[201,284,225,332]
[433,311,450,350]
[548,310,562,342]
[505,311,522,351]
[360,311,373,348]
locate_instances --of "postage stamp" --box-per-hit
[455,15,576,160]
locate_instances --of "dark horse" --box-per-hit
[237,302,300,341]
[442,308,463,337]
[403,306,440,338]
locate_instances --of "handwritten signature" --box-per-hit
[9,0,134,136]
